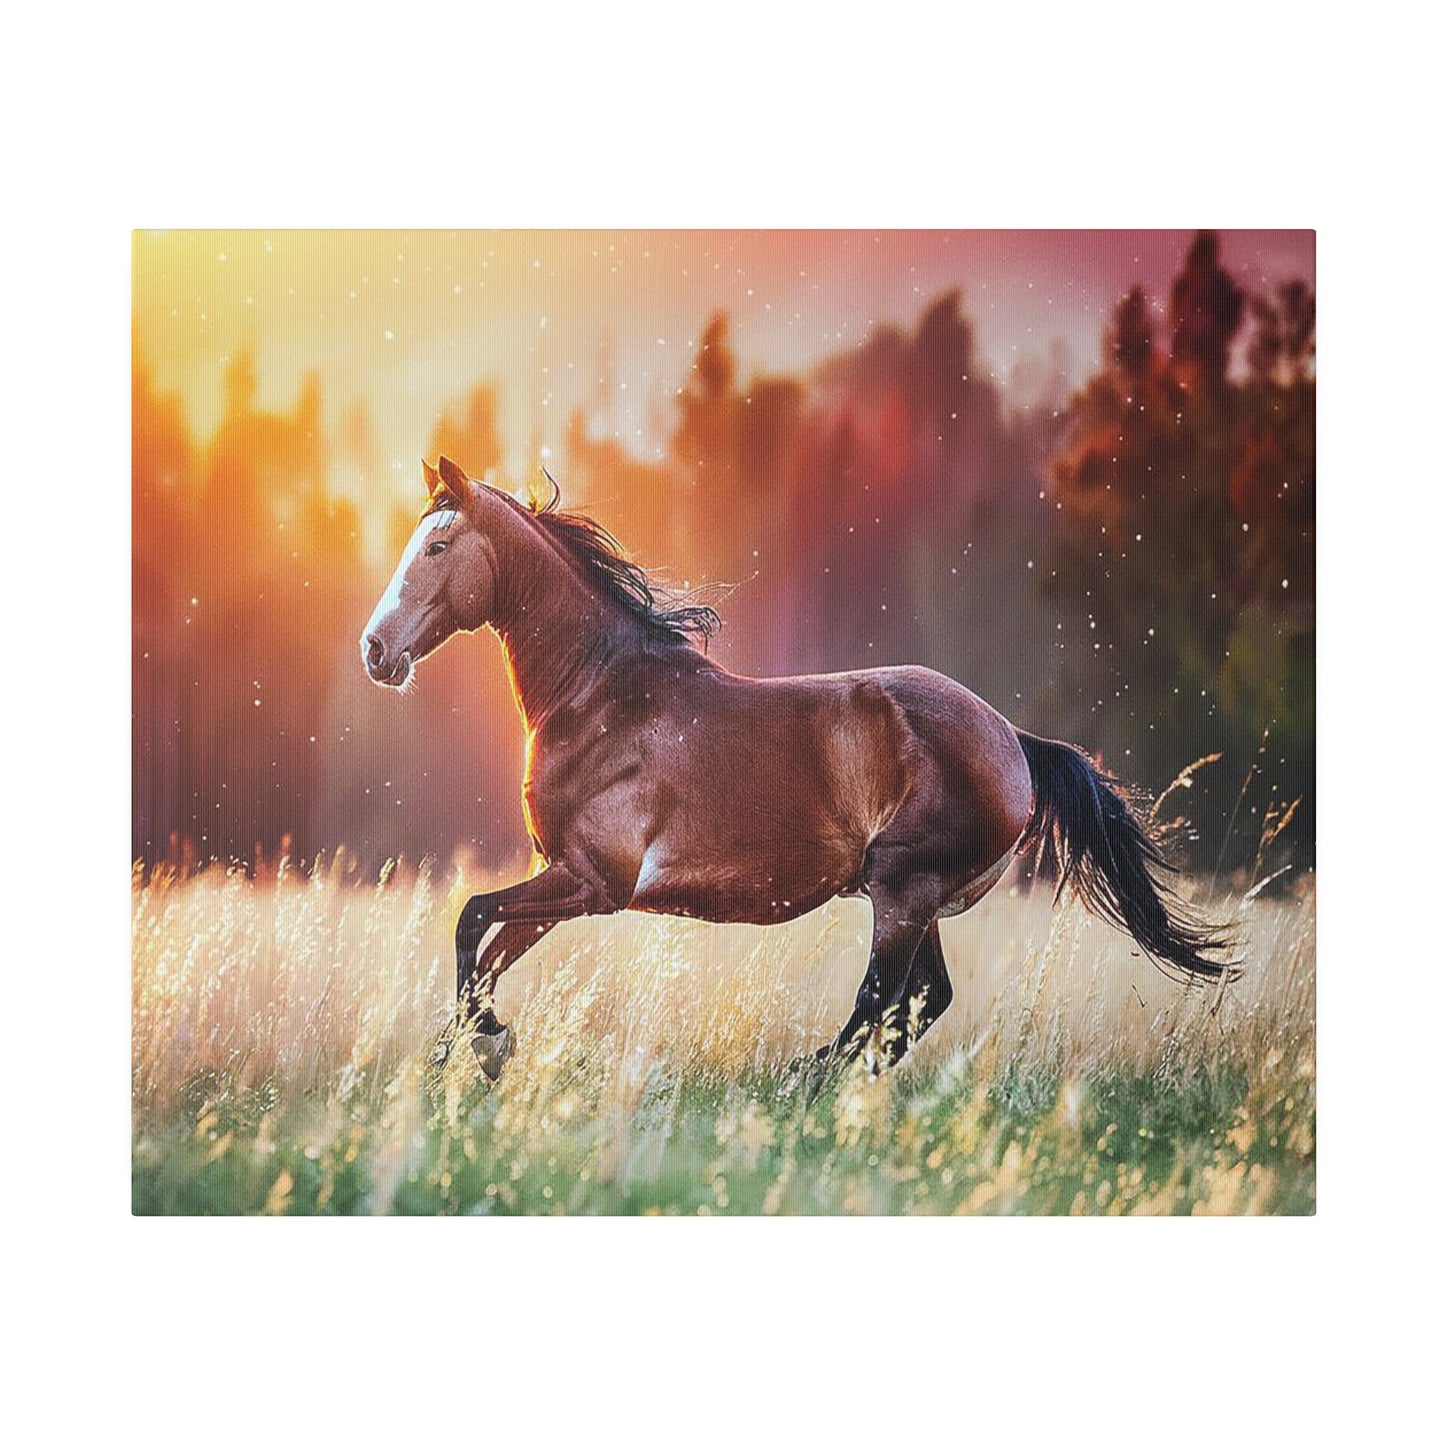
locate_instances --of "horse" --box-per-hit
[361,456,1235,1079]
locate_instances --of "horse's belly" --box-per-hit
[627,838,853,925]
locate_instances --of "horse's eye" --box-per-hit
[426,540,449,557]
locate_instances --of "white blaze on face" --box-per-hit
[365,509,458,638]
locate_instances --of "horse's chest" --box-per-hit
[523,731,648,857]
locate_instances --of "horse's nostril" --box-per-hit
[365,635,385,669]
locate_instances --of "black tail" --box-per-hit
[1016,732,1239,984]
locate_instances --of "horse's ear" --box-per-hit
[421,458,442,496]
[436,456,472,506]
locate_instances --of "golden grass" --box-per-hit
[132,857,1315,1215]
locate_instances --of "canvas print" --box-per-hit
[132,229,1315,1214]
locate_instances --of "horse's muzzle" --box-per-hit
[362,634,411,686]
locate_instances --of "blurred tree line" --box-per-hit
[1043,233,1314,866]
[133,231,1313,877]
[133,345,360,869]
[132,348,526,871]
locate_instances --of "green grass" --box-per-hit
[133,1028,1313,1217]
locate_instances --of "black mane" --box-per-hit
[532,495,722,648]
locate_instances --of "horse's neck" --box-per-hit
[490,515,631,728]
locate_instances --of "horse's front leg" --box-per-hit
[456,920,560,1078]
[446,863,611,1078]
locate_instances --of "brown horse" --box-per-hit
[362,457,1234,1078]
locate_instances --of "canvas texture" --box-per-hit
[132,230,1315,1215]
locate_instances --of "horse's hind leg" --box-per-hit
[817,858,949,1069]
[894,921,953,1058]
[819,915,952,1070]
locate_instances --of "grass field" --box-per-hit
[132,855,1315,1215]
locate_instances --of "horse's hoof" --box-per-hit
[472,1025,514,1082]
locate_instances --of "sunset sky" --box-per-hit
[134,228,1314,520]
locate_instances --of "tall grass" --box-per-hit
[132,857,1315,1214]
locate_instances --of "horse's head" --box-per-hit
[361,457,498,688]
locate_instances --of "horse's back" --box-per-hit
[702,662,1030,831]
[716,662,1031,867]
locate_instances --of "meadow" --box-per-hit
[132,854,1315,1216]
